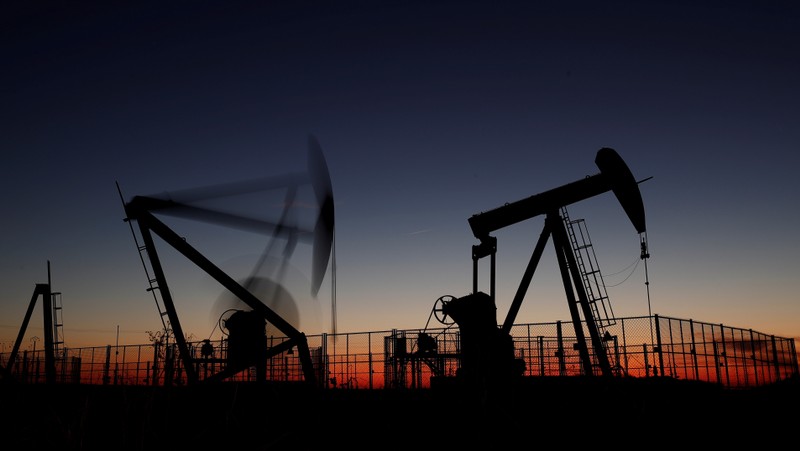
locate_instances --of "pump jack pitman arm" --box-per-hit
[468,147,647,243]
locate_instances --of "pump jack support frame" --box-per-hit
[467,147,647,378]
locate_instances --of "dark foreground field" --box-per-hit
[2,376,798,450]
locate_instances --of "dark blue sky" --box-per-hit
[2,1,799,347]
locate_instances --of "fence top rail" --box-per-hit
[6,315,793,354]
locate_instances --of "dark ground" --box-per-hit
[2,375,798,450]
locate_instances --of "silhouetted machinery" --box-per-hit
[119,135,335,385]
[437,147,648,386]
[223,309,268,377]
[2,261,62,384]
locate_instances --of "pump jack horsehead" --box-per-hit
[119,135,335,385]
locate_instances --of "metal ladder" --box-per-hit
[51,291,65,357]
[561,206,616,329]
[135,240,171,333]
[117,182,171,336]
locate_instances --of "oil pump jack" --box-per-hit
[119,136,335,385]
[438,147,648,386]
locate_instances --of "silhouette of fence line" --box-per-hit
[3,315,797,389]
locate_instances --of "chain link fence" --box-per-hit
[3,315,797,389]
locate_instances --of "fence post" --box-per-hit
[770,335,781,382]
[556,321,565,376]
[367,332,374,390]
[654,314,664,376]
[102,345,111,385]
[749,329,758,387]
[152,341,161,386]
[720,324,730,386]
[690,319,699,381]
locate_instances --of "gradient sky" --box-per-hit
[2,1,798,350]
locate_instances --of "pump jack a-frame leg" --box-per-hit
[2,263,57,384]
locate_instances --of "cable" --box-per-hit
[604,259,640,287]
[605,255,640,277]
